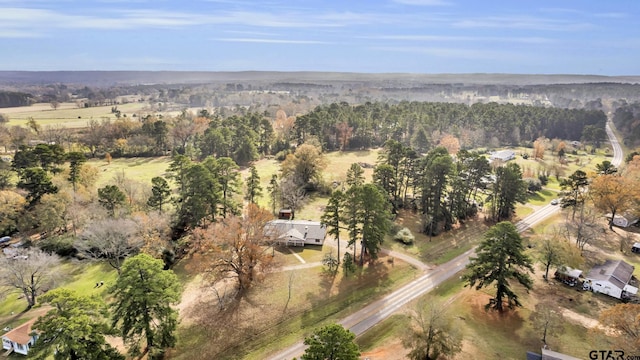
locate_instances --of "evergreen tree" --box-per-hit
[67,151,86,193]
[359,184,392,264]
[147,176,171,213]
[177,163,220,229]
[206,156,240,218]
[111,254,181,359]
[301,323,360,360]
[345,163,364,188]
[559,169,589,220]
[321,190,344,265]
[267,174,279,215]
[463,222,534,312]
[489,162,527,222]
[244,165,262,204]
[18,167,58,207]
[417,147,453,236]
[31,288,124,360]
[97,185,126,217]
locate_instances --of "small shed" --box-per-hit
[278,208,294,220]
[554,266,583,286]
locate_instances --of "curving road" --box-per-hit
[266,209,561,360]
[266,124,623,360]
[606,119,623,167]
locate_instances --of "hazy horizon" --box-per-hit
[1,1,638,76]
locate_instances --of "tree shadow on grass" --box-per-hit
[292,260,389,325]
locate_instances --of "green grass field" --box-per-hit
[91,156,172,188]
[0,261,118,338]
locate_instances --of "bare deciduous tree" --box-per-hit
[403,298,462,360]
[564,203,598,252]
[530,301,562,345]
[77,218,143,274]
[279,176,307,218]
[191,204,276,301]
[0,248,61,308]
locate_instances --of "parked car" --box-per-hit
[0,236,11,245]
[550,199,559,205]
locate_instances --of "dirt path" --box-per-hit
[176,276,207,324]
[561,308,599,328]
[561,308,617,336]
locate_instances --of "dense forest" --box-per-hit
[613,100,640,148]
[0,91,34,108]
[0,101,605,163]
[294,101,606,151]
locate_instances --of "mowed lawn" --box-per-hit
[0,261,118,338]
[246,148,381,220]
[91,156,172,188]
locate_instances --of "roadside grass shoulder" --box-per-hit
[355,313,408,353]
[171,256,417,360]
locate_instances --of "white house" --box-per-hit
[489,149,515,162]
[264,220,327,246]
[583,260,638,300]
[2,318,38,356]
[610,213,639,228]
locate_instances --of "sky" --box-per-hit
[0,0,638,75]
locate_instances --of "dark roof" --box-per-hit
[586,260,635,290]
[527,351,543,360]
[541,347,581,360]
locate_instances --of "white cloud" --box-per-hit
[0,29,42,38]
[453,16,593,31]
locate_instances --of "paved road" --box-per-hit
[605,119,623,167]
[267,127,624,360]
[266,206,559,360]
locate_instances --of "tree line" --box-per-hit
[295,101,606,152]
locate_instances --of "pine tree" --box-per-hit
[463,222,534,312]
[321,190,344,265]
[244,165,262,204]
[111,254,181,359]
[147,176,171,213]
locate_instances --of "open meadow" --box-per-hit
[4,102,153,129]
